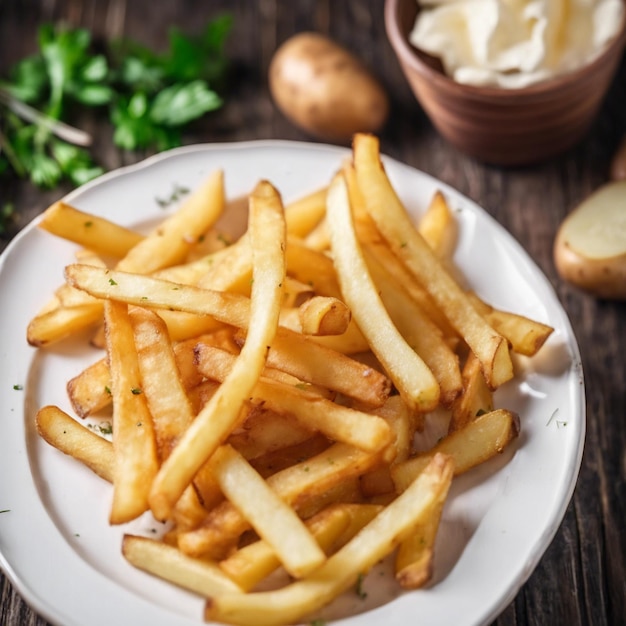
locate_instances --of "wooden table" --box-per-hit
[1,1,625,625]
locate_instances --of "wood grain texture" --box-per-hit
[1,1,625,625]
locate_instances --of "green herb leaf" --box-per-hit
[149,80,222,127]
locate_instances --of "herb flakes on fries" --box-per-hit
[29,134,553,625]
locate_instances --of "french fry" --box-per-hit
[205,453,454,626]
[302,216,331,251]
[219,502,381,592]
[129,306,195,459]
[297,295,351,336]
[360,396,413,497]
[65,264,251,326]
[26,303,104,347]
[232,421,324,467]
[326,173,440,413]
[418,190,458,261]
[104,300,159,524]
[211,445,326,578]
[122,535,243,597]
[38,201,143,258]
[353,133,513,390]
[116,169,225,273]
[363,245,462,408]
[448,351,494,433]
[67,357,112,418]
[395,487,447,589]
[35,405,114,482]
[194,344,392,453]
[391,408,520,493]
[178,442,384,558]
[466,291,554,357]
[285,236,342,299]
[284,187,328,237]
[259,328,391,407]
[219,503,351,591]
[148,180,286,521]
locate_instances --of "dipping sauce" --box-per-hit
[410,0,625,88]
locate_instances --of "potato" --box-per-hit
[554,181,626,299]
[269,32,389,142]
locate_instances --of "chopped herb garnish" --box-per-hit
[131,387,142,395]
[104,385,112,395]
[13,384,23,390]
[84,220,93,227]
[355,573,368,599]
[155,182,191,207]
[108,277,118,285]
[0,509,11,514]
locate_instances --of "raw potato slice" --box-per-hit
[554,181,626,299]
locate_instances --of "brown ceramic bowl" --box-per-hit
[385,0,626,166]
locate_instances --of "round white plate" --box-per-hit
[0,141,585,626]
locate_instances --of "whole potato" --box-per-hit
[554,181,626,300]
[269,32,389,143]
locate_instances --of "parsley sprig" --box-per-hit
[0,15,232,191]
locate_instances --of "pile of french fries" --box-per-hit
[29,133,553,625]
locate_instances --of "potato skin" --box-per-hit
[553,230,626,300]
[269,32,389,142]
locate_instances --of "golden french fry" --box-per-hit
[26,303,104,347]
[302,216,330,251]
[466,291,554,357]
[353,133,513,390]
[285,236,342,299]
[148,180,286,521]
[219,503,351,591]
[194,344,392,453]
[178,442,383,558]
[65,264,251,326]
[418,190,458,260]
[448,351,494,433]
[36,405,113,482]
[297,295,351,336]
[117,169,225,273]
[261,328,391,407]
[220,502,381,592]
[326,173,440,413]
[212,445,326,578]
[360,396,413,497]
[122,535,243,597]
[284,187,328,237]
[104,300,159,524]
[395,488,446,589]
[228,412,320,463]
[205,453,454,626]
[363,245,462,408]
[67,357,112,418]
[391,408,520,493]
[38,201,144,258]
[129,307,195,459]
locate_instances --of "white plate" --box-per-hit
[0,141,585,626]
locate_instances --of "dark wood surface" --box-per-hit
[1,1,625,625]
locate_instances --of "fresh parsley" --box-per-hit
[0,15,232,192]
